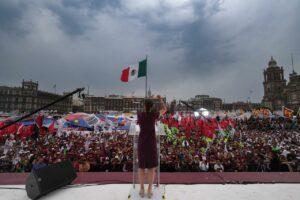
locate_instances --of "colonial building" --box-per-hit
[83,94,166,113]
[262,56,300,111]
[123,96,144,112]
[83,96,105,113]
[284,71,300,110]
[104,95,124,112]
[222,102,261,111]
[262,57,287,110]
[72,98,84,113]
[0,80,72,113]
[189,95,222,111]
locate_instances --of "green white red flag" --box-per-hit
[120,59,147,82]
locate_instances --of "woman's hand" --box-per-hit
[157,95,167,116]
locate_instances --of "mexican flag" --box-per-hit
[120,59,147,82]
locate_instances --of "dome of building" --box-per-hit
[268,56,277,67]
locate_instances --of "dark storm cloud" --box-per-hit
[181,21,236,72]
[61,0,120,10]
[116,0,234,73]
[47,0,122,36]
[0,0,300,103]
[47,4,89,36]
[0,1,28,36]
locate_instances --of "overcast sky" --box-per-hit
[0,0,299,103]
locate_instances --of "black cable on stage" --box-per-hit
[0,187,25,190]
[0,180,132,190]
[61,180,132,189]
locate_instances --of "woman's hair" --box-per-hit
[144,99,153,113]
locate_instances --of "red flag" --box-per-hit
[181,117,186,127]
[190,121,195,129]
[174,120,179,128]
[35,115,44,129]
[120,67,130,82]
[40,127,46,136]
[0,121,5,129]
[162,119,168,124]
[196,119,203,129]
[211,118,218,130]
[202,121,214,139]
[0,121,6,137]
[25,124,34,138]
[220,120,228,129]
[20,125,27,140]
[6,123,19,135]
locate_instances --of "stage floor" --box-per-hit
[0,184,299,200]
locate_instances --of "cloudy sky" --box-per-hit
[0,0,299,103]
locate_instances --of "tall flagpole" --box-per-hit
[291,53,294,72]
[145,55,148,98]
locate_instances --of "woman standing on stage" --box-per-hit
[137,95,167,198]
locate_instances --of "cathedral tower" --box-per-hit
[262,56,286,110]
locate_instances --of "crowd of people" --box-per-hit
[160,117,300,172]
[0,115,300,173]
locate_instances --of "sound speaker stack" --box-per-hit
[25,160,77,200]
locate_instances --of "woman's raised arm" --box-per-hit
[157,95,167,116]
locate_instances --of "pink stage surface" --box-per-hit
[0,172,300,185]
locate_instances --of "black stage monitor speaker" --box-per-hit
[26,160,77,200]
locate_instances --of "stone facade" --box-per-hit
[84,96,105,113]
[262,57,287,110]
[284,71,300,110]
[83,95,166,113]
[0,80,72,113]
[262,56,300,111]
[104,95,124,112]
[222,102,261,111]
[189,95,222,111]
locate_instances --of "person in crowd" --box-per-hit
[31,157,47,171]
[78,156,90,172]
[270,151,281,172]
[199,157,210,172]
[214,160,224,172]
